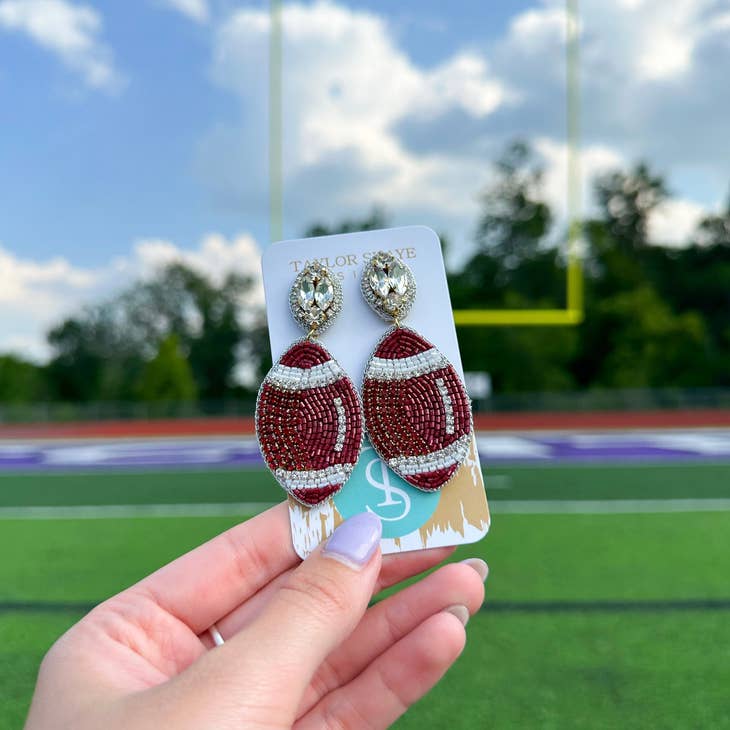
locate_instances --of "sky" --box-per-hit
[1,0,729,360]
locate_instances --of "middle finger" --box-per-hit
[199,546,456,648]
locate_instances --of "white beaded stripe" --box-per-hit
[334,397,346,452]
[266,360,344,390]
[275,463,355,490]
[388,434,471,476]
[365,348,448,381]
[435,377,455,435]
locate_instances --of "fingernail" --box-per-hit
[445,604,470,626]
[323,512,382,569]
[461,558,489,582]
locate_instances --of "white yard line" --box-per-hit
[2,498,730,520]
[491,499,730,514]
[0,503,276,520]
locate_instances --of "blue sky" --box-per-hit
[1,2,230,265]
[1,0,729,358]
[0,0,535,267]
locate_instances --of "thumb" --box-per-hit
[197,512,382,722]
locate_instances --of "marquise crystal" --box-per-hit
[298,278,315,309]
[388,261,408,295]
[361,251,417,321]
[290,262,343,334]
[314,278,334,309]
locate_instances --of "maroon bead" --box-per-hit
[256,340,363,506]
[363,328,472,492]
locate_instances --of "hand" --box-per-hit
[25,503,487,729]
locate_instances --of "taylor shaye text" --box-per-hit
[289,247,417,273]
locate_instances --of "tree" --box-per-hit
[581,169,730,387]
[475,141,552,267]
[594,163,668,251]
[37,147,730,402]
[587,286,710,388]
[46,263,265,403]
[46,307,144,402]
[695,192,730,247]
[303,207,388,238]
[137,334,197,402]
[581,163,669,304]
[450,142,573,390]
[457,294,578,393]
[303,209,453,264]
[637,236,730,386]
[120,264,258,399]
[0,355,46,403]
[465,141,564,306]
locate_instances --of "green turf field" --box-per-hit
[3,461,730,506]
[2,464,730,728]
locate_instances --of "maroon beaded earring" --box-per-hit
[360,252,473,492]
[256,262,363,506]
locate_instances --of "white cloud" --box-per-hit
[201,0,510,247]
[159,0,208,24]
[509,6,566,50]
[533,137,624,221]
[494,0,729,166]
[648,198,706,247]
[461,0,727,246]
[418,52,507,119]
[196,0,730,262]
[0,243,101,360]
[0,233,263,361]
[132,233,264,306]
[4,1,728,358]
[503,0,707,84]
[0,0,123,91]
[625,0,699,82]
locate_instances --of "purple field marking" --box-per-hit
[0,431,729,473]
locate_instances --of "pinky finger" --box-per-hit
[295,611,467,730]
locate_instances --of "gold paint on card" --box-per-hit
[418,436,490,545]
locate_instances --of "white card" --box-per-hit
[260,226,490,558]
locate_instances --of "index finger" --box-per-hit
[125,502,297,633]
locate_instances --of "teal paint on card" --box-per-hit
[334,438,440,538]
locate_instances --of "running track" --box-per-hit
[2,430,730,472]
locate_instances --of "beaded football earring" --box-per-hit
[256,262,363,506]
[360,252,473,491]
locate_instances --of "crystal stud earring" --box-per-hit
[360,252,473,491]
[256,262,363,506]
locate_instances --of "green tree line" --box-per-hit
[1,141,728,406]
[0,264,267,405]
[449,143,730,392]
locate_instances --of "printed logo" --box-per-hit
[334,439,440,538]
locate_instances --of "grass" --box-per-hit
[3,461,730,507]
[1,463,730,728]
[0,613,82,729]
[399,612,730,730]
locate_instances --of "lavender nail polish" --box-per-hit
[323,512,382,569]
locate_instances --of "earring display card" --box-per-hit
[260,226,490,558]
